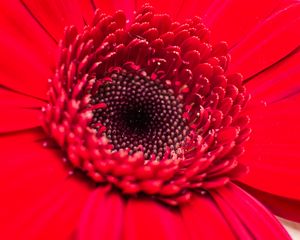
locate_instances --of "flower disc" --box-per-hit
[43,4,251,205]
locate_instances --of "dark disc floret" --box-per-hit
[89,69,188,159]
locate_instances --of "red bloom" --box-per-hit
[0,0,300,239]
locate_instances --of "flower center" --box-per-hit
[90,70,188,159]
[43,4,251,206]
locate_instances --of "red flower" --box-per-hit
[0,0,300,239]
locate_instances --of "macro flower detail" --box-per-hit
[1,0,300,239]
[43,4,250,205]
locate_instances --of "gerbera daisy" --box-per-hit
[0,0,300,239]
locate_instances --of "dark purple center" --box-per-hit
[90,70,188,159]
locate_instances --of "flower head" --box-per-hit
[43,4,251,205]
[1,0,300,239]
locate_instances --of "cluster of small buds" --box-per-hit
[89,69,189,160]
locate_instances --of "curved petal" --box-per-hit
[0,88,45,132]
[228,2,300,79]
[211,183,291,239]
[181,194,236,239]
[0,129,88,239]
[124,198,189,240]
[0,108,42,133]
[77,0,96,24]
[0,0,57,100]
[202,0,286,46]
[0,177,92,240]
[0,88,45,108]
[77,188,124,240]
[20,0,85,42]
[245,49,300,103]
[238,183,300,223]
[239,93,300,200]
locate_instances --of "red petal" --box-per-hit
[0,88,45,108]
[173,0,221,22]
[124,198,188,240]
[238,183,300,223]
[245,50,300,103]
[0,0,56,99]
[20,0,85,41]
[0,129,77,239]
[0,107,41,133]
[212,183,290,239]
[204,0,289,46]
[77,0,96,24]
[0,126,44,141]
[0,129,67,193]
[228,2,300,79]
[239,93,300,200]
[181,194,235,239]
[136,0,295,51]
[0,88,45,132]
[77,188,124,240]
[1,178,91,240]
